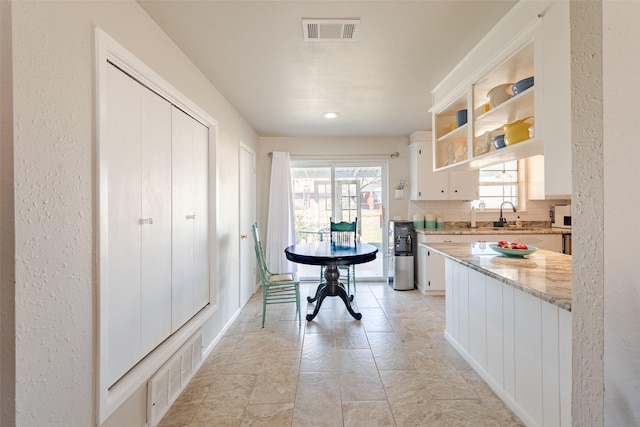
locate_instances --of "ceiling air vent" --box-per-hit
[302,19,360,42]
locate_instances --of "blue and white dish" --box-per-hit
[512,76,534,95]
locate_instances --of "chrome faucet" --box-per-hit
[499,201,517,227]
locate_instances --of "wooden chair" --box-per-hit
[251,223,301,328]
[320,217,358,294]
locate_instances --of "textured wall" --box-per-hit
[10,1,257,425]
[602,2,640,425]
[570,1,604,425]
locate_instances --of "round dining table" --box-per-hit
[285,241,378,321]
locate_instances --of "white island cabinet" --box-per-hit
[435,243,572,427]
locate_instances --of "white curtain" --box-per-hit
[266,152,297,273]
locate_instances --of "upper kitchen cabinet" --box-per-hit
[430,0,571,198]
[409,131,478,201]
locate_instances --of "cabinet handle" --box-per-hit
[241,234,248,239]
[186,214,196,220]
[454,189,458,193]
[441,190,445,193]
[140,218,153,225]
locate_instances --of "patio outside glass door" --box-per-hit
[291,161,387,281]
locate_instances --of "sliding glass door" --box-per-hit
[291,161,387,281]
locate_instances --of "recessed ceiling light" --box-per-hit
[323,112,338,119]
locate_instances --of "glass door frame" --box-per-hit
[290,159,389,281]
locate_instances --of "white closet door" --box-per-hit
[192,121,209,310]
[106,64,143,385]
[171,107,196,331]
[140,86,172,354]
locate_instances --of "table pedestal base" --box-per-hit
[306,264,361,321]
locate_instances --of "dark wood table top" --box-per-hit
[285,242,378,266]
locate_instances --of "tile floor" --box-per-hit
[159,282,524,426]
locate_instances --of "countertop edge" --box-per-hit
[416,228,568,235]
[425,244,572,312]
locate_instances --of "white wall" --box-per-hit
[570,2,605,425]
[6,1,257,426]
[602,2,640,425]
[257,136,411,230]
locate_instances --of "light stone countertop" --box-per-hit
[416,227,567,235]
[424,242,572,312]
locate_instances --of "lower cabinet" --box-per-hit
[417,243,446,294]
[444,258,572,427]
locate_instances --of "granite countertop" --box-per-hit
[415,227,567,235]
[424,242,572,311]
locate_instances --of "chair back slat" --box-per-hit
[329,217,358,246]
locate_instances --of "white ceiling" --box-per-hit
[138,0,517,137]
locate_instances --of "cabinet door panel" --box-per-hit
[171,107,196,331]
[558,308,572,426]
[428,251,446,291]
[541,301,560,427]
[486,277,504,386]
[449,171,479,200]
[445,258,454,337]
[140,87,172,354]
[468,269,487,369]
[106,65,142,385]
[457,263,470,352]
[192,121,210,310]
[514,290,543,425]
[503,284,516,396]
[417,244,428,292]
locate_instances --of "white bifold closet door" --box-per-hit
[171,107,209,332]
[105,64,172,386]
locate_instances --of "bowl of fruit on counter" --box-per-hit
[489,241,537,257]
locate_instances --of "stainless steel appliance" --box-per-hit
[388,220,415,290]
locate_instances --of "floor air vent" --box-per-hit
[147,330,204,427]
[302,19,360,41]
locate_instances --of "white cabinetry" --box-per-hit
[171,108,210,332]
[103,64,210,386]
[430,1,571,198]
[417,243,446,295]
[444,258,572,427]
[105,65,172,385]
[537,0,571,198]
[409,133,478,201]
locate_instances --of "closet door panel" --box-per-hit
[171,107,195,331]
[140,87,172,353]
[106,64,142,385]
[193,121,210,310]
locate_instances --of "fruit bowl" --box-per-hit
[489,243,537,257]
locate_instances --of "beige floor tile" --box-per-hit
[292,371,342,426]
[159,283,523,427]
[342,401,395,427]
[242,403,295,426]
[367,332,417,371]
[379,370,432,405]
[300,333,338,372]
[436,398,524,426]
[200,374,257,417]
[158,385,210,427]
[388,399,449,427]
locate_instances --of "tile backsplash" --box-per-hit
[408,199,570,224]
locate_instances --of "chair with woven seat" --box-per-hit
[320,217,358,294]
[251,223,301,328]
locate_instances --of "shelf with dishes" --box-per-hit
[432,38,536,172]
